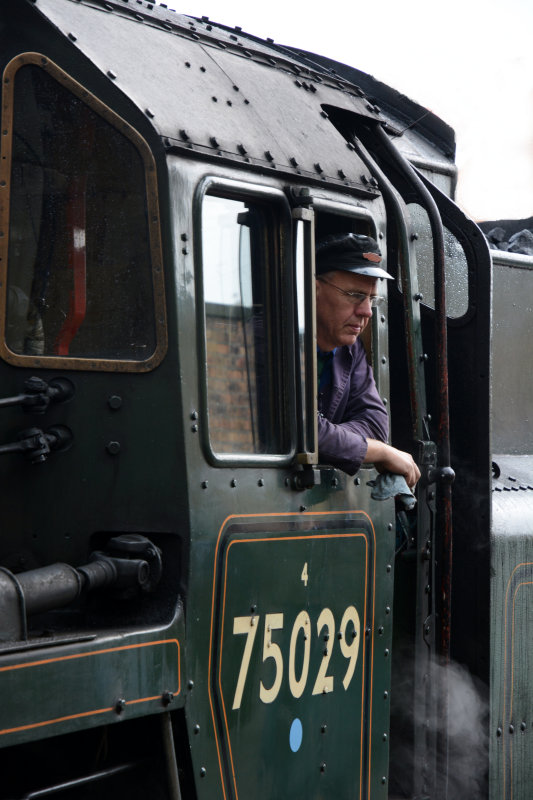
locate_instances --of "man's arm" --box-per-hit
[364,439,420,489]
[317,344,389,475]
[317,343,420,487]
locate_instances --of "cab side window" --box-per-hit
[1,57,165,369]
[201,190,290,458]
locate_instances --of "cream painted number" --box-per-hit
[231,605,361,710]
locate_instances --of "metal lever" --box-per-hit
[0,376,74,414]
[0,425,72,464]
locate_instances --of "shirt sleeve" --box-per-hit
[317,345,389,475]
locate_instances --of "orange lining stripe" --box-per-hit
[207,511,376,800]
[0,639,180,737]
[219,533,369,800]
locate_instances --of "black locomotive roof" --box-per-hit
[12,0,455,188]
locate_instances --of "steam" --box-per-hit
[390,653,489,798]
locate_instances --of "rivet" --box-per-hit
[381,356,387,364]
[320,110,329,118]
[290,157,298,167]
[378,626,384,635]
[162,691,174,706]
[179,129,190,141]
[190,409,198,419]
[200,768,206,777]
[386,564,392,573]
[108,395,122,410]
[212,96,218,102]
[384,691,389,699]
[145,108,155,118]
[115,698,126,714]
[314,162,323,174]
[182,233,189,242]
[68,32,77,41]
[300,505,307,512]
[414,292,424,301]
[201,481,208,489]
[194,724,201,734]
[420,353,429,362]
[388,523,393,531]
[354,477,360,486]
[384,648,389,657]
[381,777,387,785]
[496,727,502,737]
[231,478,237,488]
[191,424,198,433]
[188,680,194,690]
[182,247,189,255]
[321,724,327,733]
[385,606,391,614]
[520,722,527,731]
[338,169,346,180]
[210,136,219,148]
[383,733,388,741]
[258,478,265,487]
[265,150,274,162]
[106,441,121,455]
[509,724,514,734]
[411,233,419,241]
[320,763,326,773]
[107,70,117,80]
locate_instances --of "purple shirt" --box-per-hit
[317,340,389,475]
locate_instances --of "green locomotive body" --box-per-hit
[0,2,531,799]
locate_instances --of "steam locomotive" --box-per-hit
[0,1,531,799]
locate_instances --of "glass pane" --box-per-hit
[407,203,469,319]
[202,194,286,455]
[6,64,156,361]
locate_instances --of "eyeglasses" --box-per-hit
[317,277,385,308]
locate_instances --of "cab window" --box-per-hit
[200,189,291,458]
[0,56,166,369]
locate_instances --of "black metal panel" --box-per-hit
[25,0,382,191]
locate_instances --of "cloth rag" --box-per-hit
[367,472,417,510]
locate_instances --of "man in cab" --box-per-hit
[315,233,420,489]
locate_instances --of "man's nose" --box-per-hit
[356,296,373,317]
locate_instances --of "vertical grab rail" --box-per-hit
[371,123,454,800]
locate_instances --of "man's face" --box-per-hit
[315,270,378,352]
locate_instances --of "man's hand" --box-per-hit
[364,440,421,489]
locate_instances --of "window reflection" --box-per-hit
[202,193,287,455]
[407,203,469,319]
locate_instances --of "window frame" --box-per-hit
[0,52,167,372]
[194,176,295,467]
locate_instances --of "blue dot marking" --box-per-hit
[289,718,303,752]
